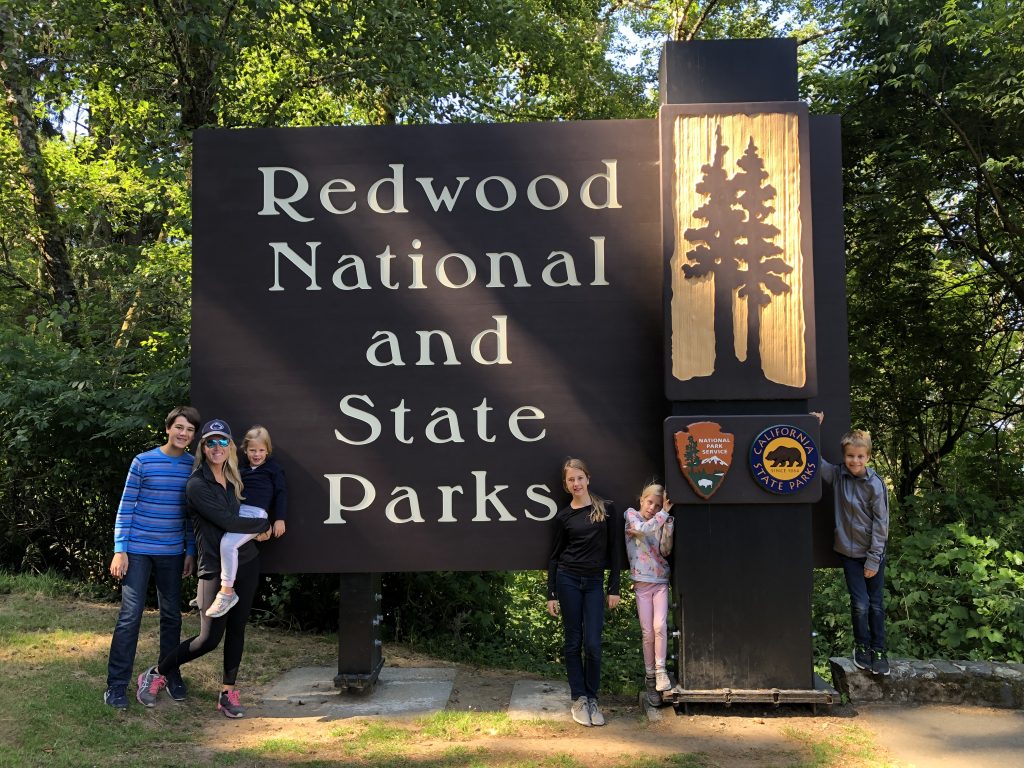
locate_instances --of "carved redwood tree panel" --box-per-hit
[661,103,817,400]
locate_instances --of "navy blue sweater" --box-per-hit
[240,456,289,521]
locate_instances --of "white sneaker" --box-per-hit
[206,591,239,618]
[587,698,605,726]
[655,668,672,691]
[571,696,591,726]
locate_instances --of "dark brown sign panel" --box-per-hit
[192,121,664,573]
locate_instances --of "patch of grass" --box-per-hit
[782,723,888,768]
[331,720,413,761]
[243,736,310,755]
[611,754,717,768]
[420,710,522,739]
[539,755,585,768]
[0,572,337,768]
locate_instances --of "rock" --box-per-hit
[829,656,1024,708]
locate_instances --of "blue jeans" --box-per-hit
[106,553,183,687]
[556,570,605,700]
[840,553,886,652]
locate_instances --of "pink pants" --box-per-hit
[635,581,669,672]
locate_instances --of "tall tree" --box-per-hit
[809,0,1024,499]
[683,127,744,372]
[733,136,790,375]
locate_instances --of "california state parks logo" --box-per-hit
[674,422,734,499]
[749,424,818,495]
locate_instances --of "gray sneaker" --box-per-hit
[587,698,605,726]
[644,675,662,708]
[571,695,591,726]
[206,591,239,618]
[217,689,245,718]
[136,667,166,707]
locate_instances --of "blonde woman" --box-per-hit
[205,425,288,619]
[134,419,271,718]
[546,457,622,727]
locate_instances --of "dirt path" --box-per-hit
[200,649,1022,767]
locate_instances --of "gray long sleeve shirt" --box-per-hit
[820,458,889,572]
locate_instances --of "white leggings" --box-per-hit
[219,504,267,588]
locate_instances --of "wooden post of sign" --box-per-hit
[660,39,844,710]
[334,573,384,693]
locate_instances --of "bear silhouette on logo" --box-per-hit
[766,445,802,467]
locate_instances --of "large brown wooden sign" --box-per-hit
[192,121,664,573]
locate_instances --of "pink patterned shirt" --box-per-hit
[624,507,673,584]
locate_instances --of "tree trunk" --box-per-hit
[1,9,80,341]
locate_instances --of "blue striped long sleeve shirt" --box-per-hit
[113,447,196,557]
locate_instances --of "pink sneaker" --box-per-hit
[217,689,245,718]
[136,667,166,707]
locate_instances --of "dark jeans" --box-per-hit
[106,552,183,687]
[555,570,605,700]
[840,553,886,652]
[158,556,259,686]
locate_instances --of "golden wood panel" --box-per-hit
[670,112,806,387]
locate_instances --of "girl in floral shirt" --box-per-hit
[624,483,674,696]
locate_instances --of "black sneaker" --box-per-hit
[104,685,129,710]
[872,652,891,676]
[853,645,874,670]
[165,670,187,701]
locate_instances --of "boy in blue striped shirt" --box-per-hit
[104,406,201,710]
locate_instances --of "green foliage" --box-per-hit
[807,0,1024,500]
[373,570,649,695]
[0,317,189,577]
[886,494,1024,661]
[814,489,1024,665]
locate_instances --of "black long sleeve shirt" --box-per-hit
[185,463,272,578]
[546,501,622,600]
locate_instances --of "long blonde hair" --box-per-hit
[562,457,606,523]
[194,438,245,502]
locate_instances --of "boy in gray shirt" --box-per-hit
[818,424,891,676]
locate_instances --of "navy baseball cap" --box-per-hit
[200,419,232,440]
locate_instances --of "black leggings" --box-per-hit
[158,556,259,686]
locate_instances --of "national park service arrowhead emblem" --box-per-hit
[674,422,734,499]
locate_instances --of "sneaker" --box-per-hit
[136,667,166,707]
[872,652,891,677]
[217,689,245,718]
[587,698,605,726]
[853,645,874,670]
[571,695,591,726]
[104,684,129,710]
[655,668,672,691]
[206,591,239,618]
[644,675,661,708]
[644,678,661,707]
[165,670,187,701]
